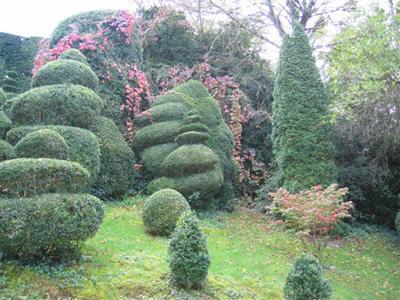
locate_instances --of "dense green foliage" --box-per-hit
[0,158,90,197]
[0,193,104,260]
[0,32,40,92]
[168,211,210,289]
[0,111,11,139]
[14,129,69,160]
[0,139,14,162]
[58,48,89,65]
[329,10,400,226]
[284,254,331,300]
[136,102,188,127]
[91,117,136,198]
[11,84,103,129]
[142,189,190,236]
[141,143,178,177]
[396,212,400,234]
[7,125,101,183]
[175,131,209,145]
[32,59,99,90]
[272,24,337,192]
[0,88,6,107]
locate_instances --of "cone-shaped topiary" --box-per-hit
[284,254,332,300]
[272,24,337,192]
[14,129,70,160]
[168,211,210,289]
[142,188,190,236]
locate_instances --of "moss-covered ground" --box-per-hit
[1,197,400,299]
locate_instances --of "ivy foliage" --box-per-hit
[272,24,337,192]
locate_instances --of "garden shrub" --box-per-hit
[3,70,18,93]
[168,211,210,289]
[272,24,337,192]
[177,122,209,135]
[11,84,103,129]
[396,212,400,234]
[7,125,100,182]
[32,59,99,91]
[147,177,175,195]
[0,139,15,162]
[0,193,104,260]
[284,254,332,300]
[91,117,136,198]
[163,144,219,176]
[0,111,11,139]
[14,129,70,160]
[58,48,89,65]
[0,158,90,197]
[142,188,190,236]
[141,143,178,177]
[133,120,181,153]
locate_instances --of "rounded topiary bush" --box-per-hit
[284,254,332,300]
[7,125,101,182]
[0,193,104,260]
[136,102,188,127]
[168,211,210,289]
[58,49,89,65]
[32,59,99,91]
[0,158,90,197]
[11,84,103,129]
[0,111,12,139]
[92,117,136,198]
[0,139,15,162]
[14,129,69,160]
[142,189,190,236]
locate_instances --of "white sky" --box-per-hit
[0,0,135,37]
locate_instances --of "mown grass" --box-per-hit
[1,196,400,299]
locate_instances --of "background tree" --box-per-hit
[272,23,337,192]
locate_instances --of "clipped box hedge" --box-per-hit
[0,158,90,197]
[58,49,89,65]
[133,120,181,153]
[141,143,178,177]
[175,131,209,145]
[0,193,104,260]
[136,102,188,127]
[163,144,219,177]
[7,125,101,182]
[11,84,103,129]
[15,129,70,160]
[92,117,136,198]
[32,59,99,91]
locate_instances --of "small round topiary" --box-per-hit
[0,193,104,260]
[395,212,400,234]
[0,111,12,139]
[142,189,190,236]
[168,211,210,289]
[0,139,15,162]
[32,59,99,91]
[284,254,332,300]
[14,129,69,160]
[58,49,89,65]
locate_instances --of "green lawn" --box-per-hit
[1,197,400,299]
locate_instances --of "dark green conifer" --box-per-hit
[272,24,337,192]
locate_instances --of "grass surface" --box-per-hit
[1,197,400,299]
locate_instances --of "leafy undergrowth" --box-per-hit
[1,197,400,299]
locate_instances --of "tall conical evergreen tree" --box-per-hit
[272,24,337,192]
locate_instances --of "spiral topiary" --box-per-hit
[142,188,190,236]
